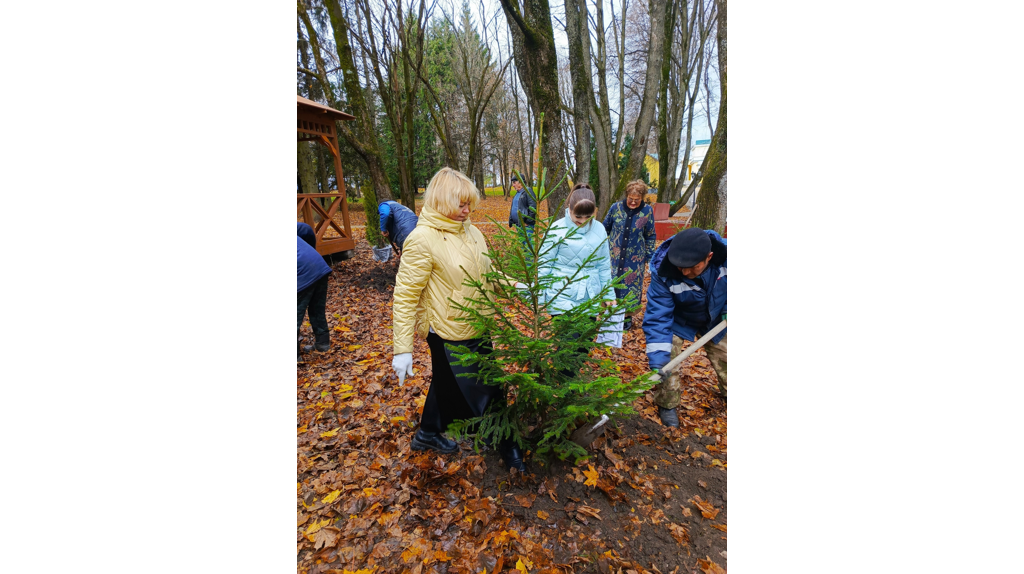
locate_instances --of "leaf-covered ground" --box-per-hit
[298,196,725,574]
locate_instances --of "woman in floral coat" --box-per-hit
[602,180,657,330]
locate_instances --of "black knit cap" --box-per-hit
[667,227,712,267]
[511,175,519,183]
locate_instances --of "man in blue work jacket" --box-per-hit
[642,227,727,427]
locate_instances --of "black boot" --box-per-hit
[658,407,679,428]
[623,316,633,331]
[499,437,527,472]
[411,429,458,454]
[313,330,330,352]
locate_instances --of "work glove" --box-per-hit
[392,353,414,386]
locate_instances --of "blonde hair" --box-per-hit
[423,167,480,218]
[568,183,597,217]
[625,179,647,200]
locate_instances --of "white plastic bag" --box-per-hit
[371,245,392,262]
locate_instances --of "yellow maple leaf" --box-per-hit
[303,518,329,536]
[537,510,549,520]
[297,424,308,433]
[515,558,528,573]
[320,428,339,438]
[390,416,406,424]
[321,490,341,504]
[347,344,362,351]
[434,550,450,561]
[336,392,356,400]
[583,465,599,487]
[338,384,354,392]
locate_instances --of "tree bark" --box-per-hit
[564,0,590,189]
[300,0,391,247]
[498,0,570,211]
[609,0,667,215]
[298,141,318,197]
[689,0,726,232]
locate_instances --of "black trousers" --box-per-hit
[421,332,503,435]
[297,274,330,343]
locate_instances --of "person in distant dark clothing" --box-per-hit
[507,175,537,231]
[378,200,419,253]
[297,222,332,355]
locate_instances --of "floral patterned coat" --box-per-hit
[602,199,656,306]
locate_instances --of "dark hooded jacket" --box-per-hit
[297,223,331,293]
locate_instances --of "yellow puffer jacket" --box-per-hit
[392,204,493,354]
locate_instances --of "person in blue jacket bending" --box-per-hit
[642,227,727,426]
[297,222,332,355]
[378,200,419,253]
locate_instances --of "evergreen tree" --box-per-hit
[446,117,655,463]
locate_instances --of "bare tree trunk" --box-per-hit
[585,0,617,214]
[300,0,391,247]
[298,141,318,197]
[564,0,591,190]
[498,0,570,211]
[690,0,726,232]
[609,0,668,213]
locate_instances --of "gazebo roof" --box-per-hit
[297,95,355,121]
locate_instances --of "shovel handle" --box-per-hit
[651,320,727,381]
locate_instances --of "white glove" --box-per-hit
[392,353,414,386]
[513,282,528,290]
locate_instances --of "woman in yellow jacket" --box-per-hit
[391,167,526,472]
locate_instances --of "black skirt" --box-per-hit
[420,332,503,434]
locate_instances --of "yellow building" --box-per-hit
[644,154,660,187]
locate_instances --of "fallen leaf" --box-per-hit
[537,510,550,520]
[692,495,720,520]
[577,505,602,520]
[312,526,340,550]
[583,465,599,487]
[320,428,339,438]
[711,524,727,532]
[321,490,341,504]
[603,447,624,467]
[514,493,536,508]
[667,522,690,545]
[697,556,726,574]
[303,518,330,537]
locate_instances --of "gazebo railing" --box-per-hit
[297,193,354,255]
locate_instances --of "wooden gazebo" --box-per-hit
[297,95,356,260]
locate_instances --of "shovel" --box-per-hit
[570,319,727,447]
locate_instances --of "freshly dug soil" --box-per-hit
[471,414,727,573]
